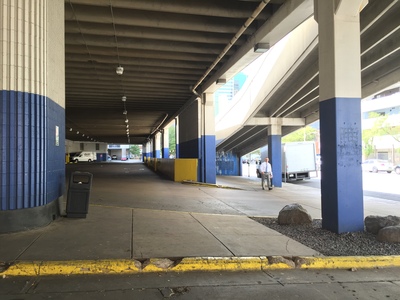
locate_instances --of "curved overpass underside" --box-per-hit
[64,0,400,152]
[216,0,400,155]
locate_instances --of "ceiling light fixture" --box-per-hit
[69,128,72,132]
[254,43,270,53]
[123,110,127,115]
[116,66,124,75]
[125,119,129,123]
[122,96,126,102]
[216,78,226,85]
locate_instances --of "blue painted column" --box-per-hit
[0,0,65,233]
[201,93,216,183]
[143,141,151,159]
[162,128,169,158]
[154,132,161,158]
[315,0,365,233]
[142,143,148,161]
[148,140,154,158]
[178,95,216,183]
[268,124,282,188]
[175,118,180,158]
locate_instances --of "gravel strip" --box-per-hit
[251,217,400,256]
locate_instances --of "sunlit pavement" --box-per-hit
[242,162,400,197]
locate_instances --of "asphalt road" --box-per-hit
[287,171,400,201]
[242,163,400,201]
[2,268,400,300]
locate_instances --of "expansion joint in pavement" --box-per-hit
[2,255,400,277]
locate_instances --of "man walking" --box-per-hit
[259,157,273,190]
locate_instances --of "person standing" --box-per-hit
[259,157,273,190]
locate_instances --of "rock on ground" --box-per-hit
[277,203,312,225]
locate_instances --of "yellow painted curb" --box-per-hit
[169,257,263,272]
[297,256,400,269]
[2,256,400,277]
[3,260,141,276]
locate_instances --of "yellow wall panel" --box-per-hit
[174,159,198,182]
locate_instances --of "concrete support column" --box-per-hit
[162,128,169,158]
[175,118,180,158]
[178,95,216,183]
[315,0,366,233]
[154,132,161,158]
[268,123,282,188]
[144,141,152,158]
[0,0,65,233]
[200,93,216,183]
[149,137,154,157]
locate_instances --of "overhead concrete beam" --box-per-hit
[65,4,248,34]
[245,117,305,126]
[361,5,400,55]
[64,21,235,45]
[65,33,225,55]
[67,0,269,19]
[362,66,400,98]
[360,0,398,34]
[361,29,400,73]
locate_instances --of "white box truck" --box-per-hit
[72,151,97,163]
[282,142,317,181]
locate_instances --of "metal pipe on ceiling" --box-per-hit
[191,0,271,94]
[150,113,169,137]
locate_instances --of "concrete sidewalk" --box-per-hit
[1,162,400,276]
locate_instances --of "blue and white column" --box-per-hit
[175,117,179,158]
[0,0,65,233]
[178,95,216,183]
[162,127,169,158]
[154,131,161,158]
[201,93,216,183]
[315,0,365,233]
[268,124,282,188]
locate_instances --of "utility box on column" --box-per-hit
[66,172,93,218]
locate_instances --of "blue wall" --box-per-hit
[0,90,65,211]
[216,150,239,175]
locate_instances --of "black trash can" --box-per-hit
[66,171,93,218]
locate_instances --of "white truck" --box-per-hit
[72,151,97,163]
[282,142,317,181]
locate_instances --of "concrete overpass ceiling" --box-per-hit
[216,0,400,155]
[65,0,289,144]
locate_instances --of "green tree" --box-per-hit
[282,126,318,143]
[129,145,141,157]
[362,112,400,157]
[168,126,176,156]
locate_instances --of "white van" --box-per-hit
[72,151,97,163]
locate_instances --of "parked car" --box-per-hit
[111,155,117,160]
[395,165,400,175]
[361,159,393,173]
